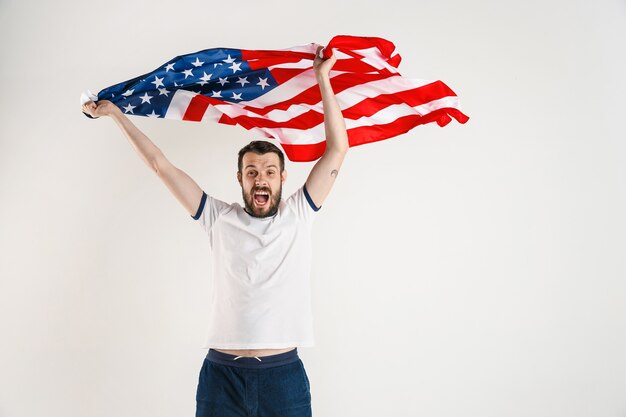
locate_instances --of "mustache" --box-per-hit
[252,186,272,194]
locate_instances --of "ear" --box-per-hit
[237,171,242,186]
[281,169,287,184]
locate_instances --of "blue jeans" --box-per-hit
[196,348,312,417]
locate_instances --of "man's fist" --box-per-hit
[313,45,336,81]
[81,100,119,119]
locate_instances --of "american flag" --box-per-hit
[88,35,469,162]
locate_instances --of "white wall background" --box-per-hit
[1,0,625,416]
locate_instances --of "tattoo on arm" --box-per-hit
[330,169,338,178]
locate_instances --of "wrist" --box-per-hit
[315,72,331,85]
[107,106,123,118]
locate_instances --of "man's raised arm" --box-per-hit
[81,100,204,217]
[304,47,349,208]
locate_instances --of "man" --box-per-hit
[82,47,346,416]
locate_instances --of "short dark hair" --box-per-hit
[237,140,285,173]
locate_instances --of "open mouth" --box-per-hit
[253,190,270,207]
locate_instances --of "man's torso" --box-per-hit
[214,347,296,357]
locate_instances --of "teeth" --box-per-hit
[254,191,269,195]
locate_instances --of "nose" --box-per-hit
[254,175,267,186]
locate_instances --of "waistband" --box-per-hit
[206,348,300,369]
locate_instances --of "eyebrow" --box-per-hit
[244,164,279,170]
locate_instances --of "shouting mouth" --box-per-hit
[253,189,270,207]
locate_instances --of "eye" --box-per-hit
[247,171,257,177]
[267,170,275,176]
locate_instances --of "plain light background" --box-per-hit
[1,0,625,416]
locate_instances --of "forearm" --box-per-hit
[316,75,349,153]
[109,108,164,173]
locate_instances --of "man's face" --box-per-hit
[237,152,287,218]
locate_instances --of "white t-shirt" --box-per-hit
[192,185,320,349]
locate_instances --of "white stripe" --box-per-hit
[164,90,197,119]
[253,123,327,145]
[266,58,313,70]
[350,47,400,74]
[242,70,318,107]
[243,52,393,108]
[274,44,318,54]
[200,105,224,122]
[343,96,460,128]
[224,96,461,146]
[231,76,437,122]
[204,90,458,137]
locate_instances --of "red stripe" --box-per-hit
[280,142,327,162]
[216,81,462,132]
[341,81,457,119]
[278,108,469,162]
[223,108,325,130]
[245,71,395,116]
[182,94,222,121]
[326,35,401,68]
[241,49,313,64]
[268,67,309,84]
[347,108,469,147]
[331,57,387,74]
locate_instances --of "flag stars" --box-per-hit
[257,77,270,90]
[217,77,229,86]
[151,76,165,88]
[182,69,194,79]
[223,54,236,63]
[198,72,213,86]
[191,57,204,67]
[146,110,160,118]
[211,90,222,98]
[122,89,134,97]
[122,103,136,114]
[229,61,242,73]
[236,76,249,87]
[140,93,153,104]
[165,63,175,72]
[158,88,170,96]
[231,92,242,100]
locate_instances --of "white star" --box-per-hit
[256,77,270,90]
[165,63,175,72]
[198,72,213,86]
[211,90,222,98]
[158,88,170,96]
[122,89,134,97]
[231,92,242,100]
[213,63,223,68]
[192,57,204,67]
[146,110,160,118]
[236,76,249,87]
[151,76,164,88]
[223,54,236,63]
[217,77,229,86]
[229,61,242,73]
[182,69,194,79]
[140,93,153,104]
[122,103,136,114]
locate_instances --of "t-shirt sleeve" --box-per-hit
[286,184,321,225]
[191,191,231,234]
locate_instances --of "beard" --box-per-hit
[242,184,282,218]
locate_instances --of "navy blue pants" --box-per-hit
[195,348,312,417]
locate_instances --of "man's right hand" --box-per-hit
[81,100,120,119]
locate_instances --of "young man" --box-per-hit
[82,48,347,416]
